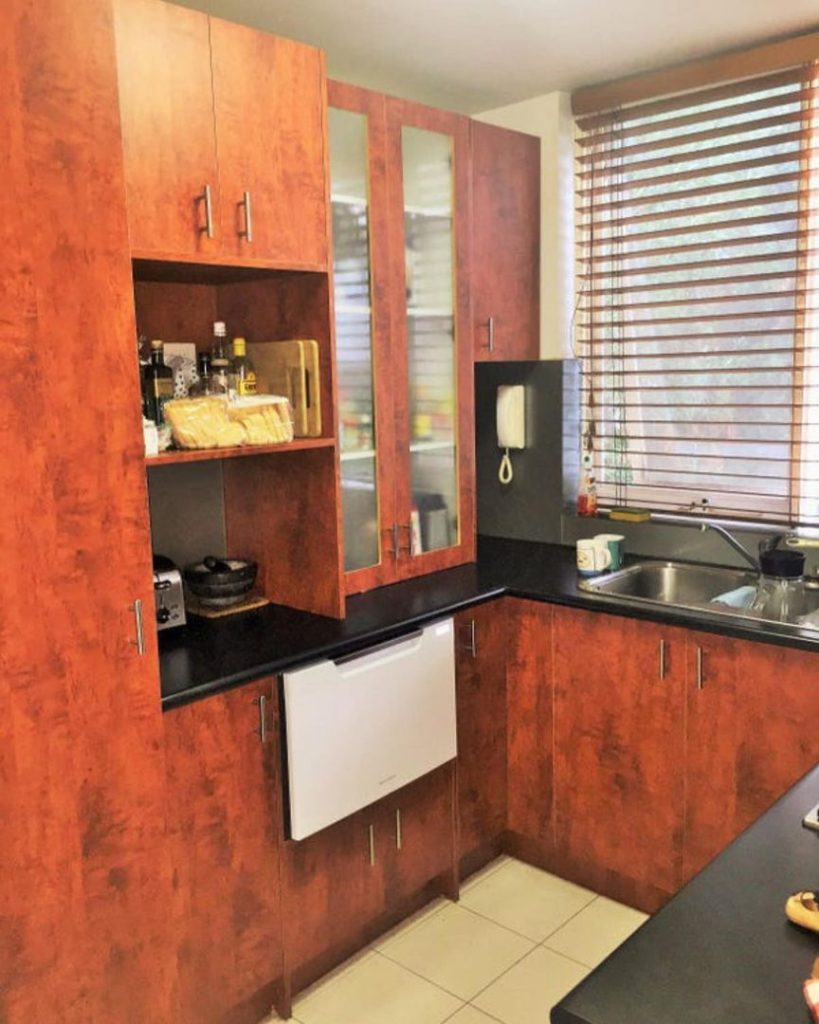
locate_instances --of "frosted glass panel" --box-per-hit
[402,126,458,553]
[330,107,380,571]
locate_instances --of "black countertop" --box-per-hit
[552,765,819,1024]
[159,536,819,709]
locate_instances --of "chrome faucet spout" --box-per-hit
[700,521,761,573]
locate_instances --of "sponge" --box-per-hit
[609,507,651,523]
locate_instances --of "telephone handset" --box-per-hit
[496,385,526,485]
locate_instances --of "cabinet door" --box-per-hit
[0,2,175,1018]
[455,603,508,872]
[386,98,475,578]
[506,599,554,855]
[471,121,540,362]
[113,0,221,260]
[553,608,686,909]
[164,679,285,1024]
[328,82,398,591]
[684,633,819,881]
[210,18,328,268]
[282,804,385,995]
[384,764,458,907]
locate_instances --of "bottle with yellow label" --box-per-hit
[144,339,174,424]
[230,337,257,397]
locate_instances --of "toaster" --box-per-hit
[153,563,186,631]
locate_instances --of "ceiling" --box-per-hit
[179,0,819,113]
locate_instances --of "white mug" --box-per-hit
[577,538,611,576]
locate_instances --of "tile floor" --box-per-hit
[269,856,648,1024]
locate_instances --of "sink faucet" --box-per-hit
[700,522,760,573]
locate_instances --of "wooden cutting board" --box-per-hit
[249,339,321,437]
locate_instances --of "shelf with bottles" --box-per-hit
[133,263,337,461]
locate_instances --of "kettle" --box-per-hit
[750,538,806,622]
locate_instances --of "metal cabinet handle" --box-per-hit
[239,190,253,242]
[659,638,666,680]
[395,809,402,850]
[397,522,412,554]
[253,694,268,744]
[487,316,495,353]
[197,184,214,238]
[131,599,145,656]
[368,824,376,866]
[460,619,477,658]
[696,646,704,690]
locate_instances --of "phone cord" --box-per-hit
[499,448,513,485]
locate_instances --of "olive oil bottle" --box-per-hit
[144,339,174,424]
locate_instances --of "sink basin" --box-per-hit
[578,561,819,631]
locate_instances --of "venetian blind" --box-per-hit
[576,63,819,524]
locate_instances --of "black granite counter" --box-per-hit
[552,764,819,1024]
[159,536,819,709]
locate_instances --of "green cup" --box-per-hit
[595,533,625,571]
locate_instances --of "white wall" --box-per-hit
[476,92,574,360]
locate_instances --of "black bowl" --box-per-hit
[183,557,258,606]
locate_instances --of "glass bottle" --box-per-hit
[144,339,174,424]
[211,321,230,396]
[231,337,257,396]
[188,352,220,396]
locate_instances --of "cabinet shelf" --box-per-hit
[145,437,335,466]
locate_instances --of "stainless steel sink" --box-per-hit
[578,561,819,631]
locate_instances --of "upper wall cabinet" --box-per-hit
[328,82,475,592]
[471,121,540,361]
[114,0,328,270]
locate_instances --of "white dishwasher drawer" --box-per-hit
[283,618,457,840]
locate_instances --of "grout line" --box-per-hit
[439,1000,470,1023]
[537,894,600,946]
[462,942,542,1005]
[464,1004,507,1024]
[371,948,476,1002]
[374,896,454,950]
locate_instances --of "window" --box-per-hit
[575,64,819,524]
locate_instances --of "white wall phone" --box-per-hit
[496,384,526,484]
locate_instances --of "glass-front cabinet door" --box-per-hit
[329,85,475,591]
[387,100,474,578]
[328,83,395,592]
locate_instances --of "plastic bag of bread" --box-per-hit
[163,397,245,449]
[227,396,294,445]
[163,395,295,449]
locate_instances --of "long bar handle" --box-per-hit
[254,694,268,744]
[131,599,145,656]
[239,190,253,242]
[368,824,376,866]
[659,638,666,680]
[395,809,402,850]
[391,523,400,563]
[487,316,495,353]
[197,184,214,238]
[696,646,704,690]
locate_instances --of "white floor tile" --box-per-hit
[473,946,589,1024]
[372,896,450,951]
[293,951,461,1024]
[459,856,513,895]
[460,860,596,941]
[379,902,534,1000]
[445,1005,504,1024]
[543,895,648,969]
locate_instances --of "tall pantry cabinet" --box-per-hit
[0,0,176,1021]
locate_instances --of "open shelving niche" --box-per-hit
[133,259,345,619]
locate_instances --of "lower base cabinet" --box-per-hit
[163,678,286,1024]
[161,597,819,1022]
[281,762,458,1000]
[553,608,687,910]
[684,632,819,880]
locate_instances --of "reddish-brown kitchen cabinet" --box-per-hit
[471,121,540,361]
[455,602,509,874]
[328,82,476,592]
[0,0,176,1019]
[210,18,328,268]
[553,607,687,911]
[163,678,286,1024]
[683,633,819,881]
[506,599,555,860]
[114,0,328,269]
[282,764,457,1000]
